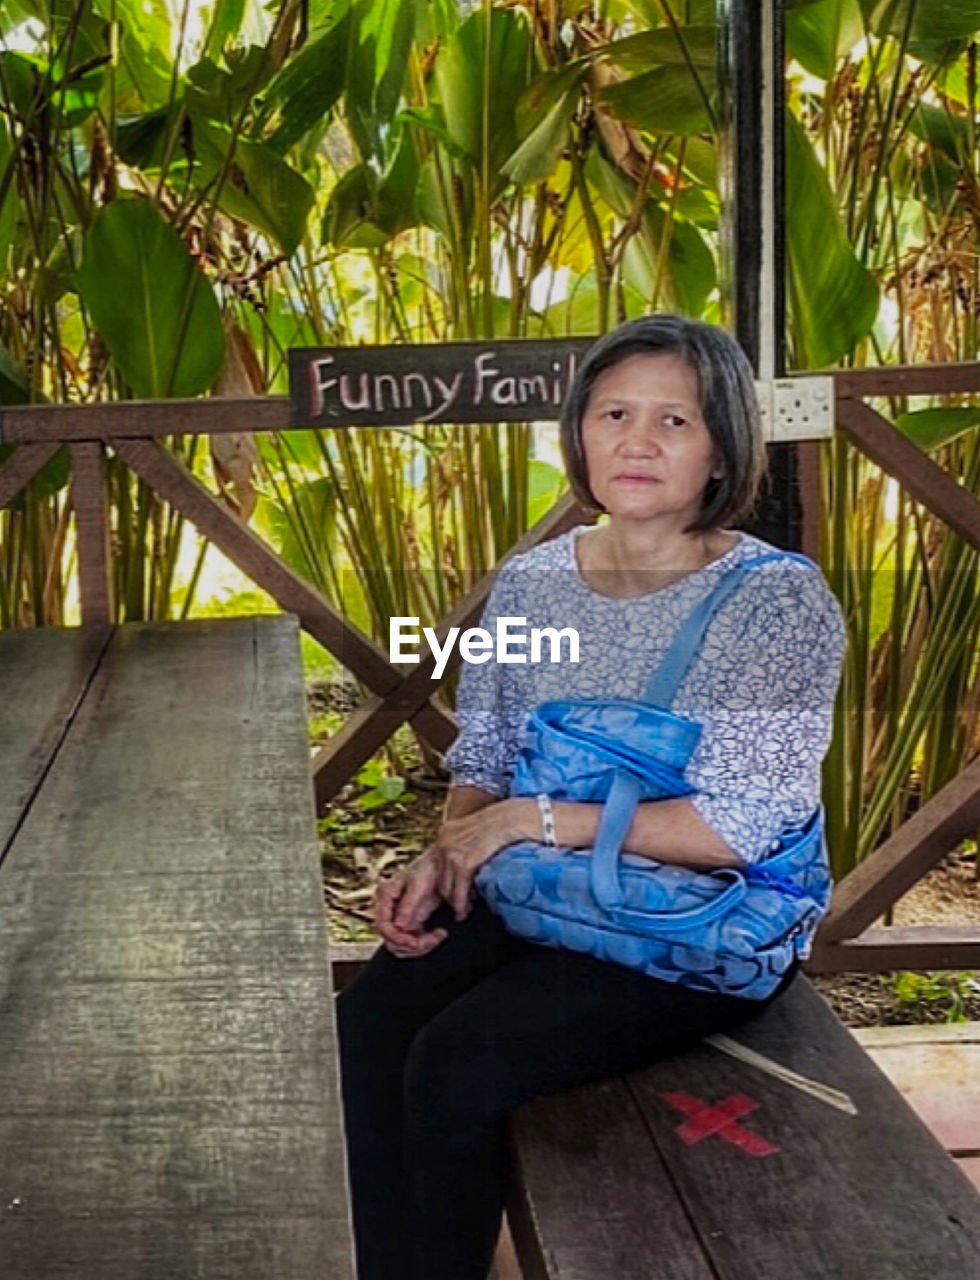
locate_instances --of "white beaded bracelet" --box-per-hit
[536,793,558,847]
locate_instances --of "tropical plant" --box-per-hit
[784,0,980,874]
[3,0,980,879]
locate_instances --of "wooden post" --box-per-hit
[70,443,114,627]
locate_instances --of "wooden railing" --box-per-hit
[3,350,980,972]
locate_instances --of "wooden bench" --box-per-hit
[507,975,980,1279]
[0,618,354,1278]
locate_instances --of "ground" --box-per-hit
[310,687,980,1028]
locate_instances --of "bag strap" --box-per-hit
[591,768,748,923]
[589,549,820,912]
[643,550,815,708]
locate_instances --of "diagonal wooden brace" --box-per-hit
[837,398,980,551]
[0,443,61,509]
[111,437,455,750]
[311,492,594,808]
[818,752,980,944]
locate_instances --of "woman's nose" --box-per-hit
[620,417,661,453]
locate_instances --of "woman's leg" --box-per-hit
[402,944,792,1280]
[335,900,533,1280]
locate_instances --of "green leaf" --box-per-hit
[191,118,315,256]
[597,65,714,136]
[323,165,390,248]
[205,0,248,60]
[786,0,865,81]
[266,10,353,153]
[115,107,171,168]
[0,342,29,406]
[896,407,980,452]
[862,0,980,44]
[346,0,417,162]
[185,46,268,123]
[323,126,419,247]
[0,120,18,272]
[399,104,469,162]
[620,206,716,317]
[434,7,535,181]
[416,151,472,244]
[907,103,969,163]
[515,64,584,136]
[785,113,879,367]
[600,26,717,72]
[0,54,39,123]
[76,199,225,399]
[526,459,566,526]
[92,0,174,109]
[503,82,579,185]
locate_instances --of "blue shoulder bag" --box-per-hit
[475,552,832,1000]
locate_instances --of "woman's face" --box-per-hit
[580,351,720,528]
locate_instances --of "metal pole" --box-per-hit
[718,0,785,377]
[718,0,804,550]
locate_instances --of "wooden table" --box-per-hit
[0,618,354,1278]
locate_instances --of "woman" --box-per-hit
[337,315,845,1280]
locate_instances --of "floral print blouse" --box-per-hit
[443,527,846,864]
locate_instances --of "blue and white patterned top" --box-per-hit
[444,527,846,865]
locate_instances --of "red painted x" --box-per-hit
[660,1091,779,1157]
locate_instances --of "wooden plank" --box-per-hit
[0,626,111,857]
[833,363,980,398]
[311,492,593,806]
[852,1024,980,1154]
[329,940,376,993]
[0,1215,350,1280]
[623,979,980,1279]
[809,926,980,973]
[70,442,114,626]
[508,1077,717,1280]
[4,361,978,447]
[837,398,980,551]
[290,338,595,427]
[818,753,980,942]
[0,618,354,1279]
[1,397,292,444]
[0,442,60,508]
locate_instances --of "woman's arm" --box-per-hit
[429,795,738,920]
[514,796,739,867]
[445,784,499,820]
[432,567,846,915]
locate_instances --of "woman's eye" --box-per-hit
[664,414,687,428]
[605,408,626,422]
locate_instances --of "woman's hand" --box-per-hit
[374,851,448,959]
[374,797,535,957]
[430,798,532,922]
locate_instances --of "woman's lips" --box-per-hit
[613,474,659,483]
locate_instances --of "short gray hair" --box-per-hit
[560,315,767,532]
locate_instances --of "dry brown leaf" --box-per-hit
[586,57,652,187]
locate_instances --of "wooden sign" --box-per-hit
[289,338,597,427]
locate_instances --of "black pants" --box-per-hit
[336,899,796,1280]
